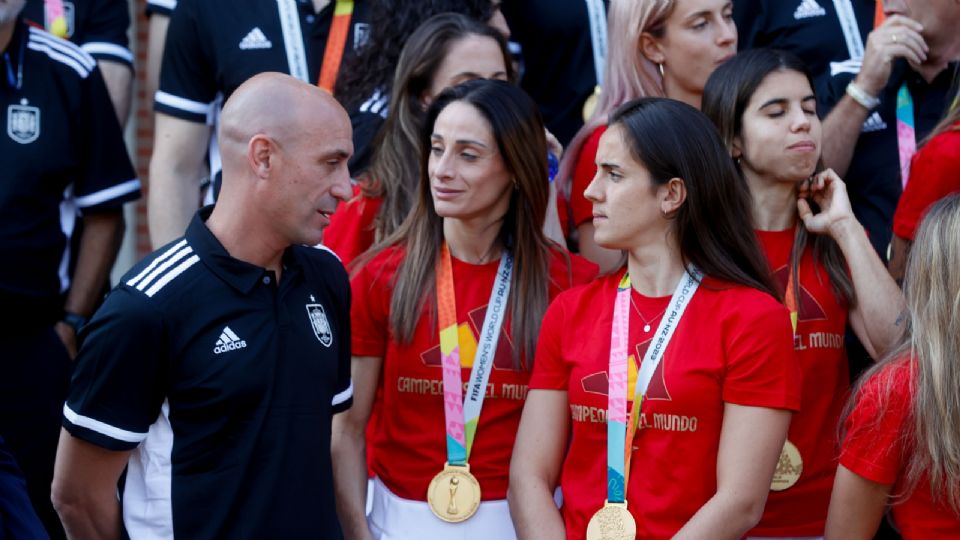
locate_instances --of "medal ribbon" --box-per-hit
[318,0,354,93]
[873,2,917,188]
[607,266,702,503]
[44,0,68,38]
[277,0,310,82]
[436,243,513,466]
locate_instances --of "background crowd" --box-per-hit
[2,0,960,539]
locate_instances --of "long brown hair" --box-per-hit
[361,13,513,245]
[842,194,960,515]
[609,97,779,299]
[702,48,855,308]
[360,79,562,369]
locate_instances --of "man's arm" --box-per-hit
[55,210,125,359]
[97,60,132,128]
[51,430,133,540]
[146,14,170,119]
[821,15,927,177]
[148,113,210,247]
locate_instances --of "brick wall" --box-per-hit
[132,0,152,260]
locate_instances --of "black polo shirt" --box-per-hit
[63,208,352,539]
[818,60,957,258]
[22,0,133,67]
[502,0,607,146]
[1,19,139,324]
[735,0,873,81]
[145,0,176,17]
[155,0,369,123]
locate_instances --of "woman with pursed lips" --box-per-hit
[509,98,799,540]
[701,48,904,539]
[331,80,596,540]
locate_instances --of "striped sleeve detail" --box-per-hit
[74,179,141,208]
[27,27,97,78]
[126,240,201,298]
[81,42,135,65]
[63,404,147,443]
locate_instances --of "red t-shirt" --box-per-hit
[531,270,801,540]
[324,185,383,267]
[568,125,607,229]
[751,229,850,536]
[351,246,597,501]
[893,124,960,241]
[841,357,960,539]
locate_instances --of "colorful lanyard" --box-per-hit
[784,261,799,336]
[873,3,917,187]
[277,0,354,89]
[606,267,701,503]
[436,243,513,465]
[44,0,68,38]
[318,0,354,93]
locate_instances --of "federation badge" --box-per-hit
[306,296,333,347]
[7,101,40,144]
[770,439,803,491]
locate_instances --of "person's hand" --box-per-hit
[797,169,856,238]
[545,128,563,158]
[855,15,927,96]
[54,321,78,360]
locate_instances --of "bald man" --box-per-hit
[51,73,354,540]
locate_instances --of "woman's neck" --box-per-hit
[663,77,702,109]
[626,237,686,297]
[744,169,798,231]
[443,216,504,264]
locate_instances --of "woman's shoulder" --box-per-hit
[547,248,600,287]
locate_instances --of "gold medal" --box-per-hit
[586,501,636,540]
[427,463,482,523]
[582,85,602,122]
[770,439,803,491]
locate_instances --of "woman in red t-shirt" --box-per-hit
[323,13,514,267]
[888,105,960,280]
[331,80,597,540]
[826,194,960,539]
[558,0,737,272]
[510,97,800,540]
[701,49,905,538]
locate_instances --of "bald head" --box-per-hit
[219,73,349,174]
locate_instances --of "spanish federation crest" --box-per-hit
[306,296,333,347]
[7,100,40,144]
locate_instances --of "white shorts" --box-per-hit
[367,477,518,540]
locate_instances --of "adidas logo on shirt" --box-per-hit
[214,326,247,354]
[794,0,826,19]
[239,27,272,50]
[861,111,888,133]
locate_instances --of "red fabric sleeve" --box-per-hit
[893,128,960,240]
[839,361,912,485]
[721,293,802,411]
[569,126,606,228]
[349,251,396,358]
[529,294,571,390]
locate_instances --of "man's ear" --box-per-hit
[248,134,275,179]
[638,31,666,66]
[661,177,687,217]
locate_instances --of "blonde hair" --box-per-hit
[903,193,960,515]
[557,0,674,201]
[846,194,960,515]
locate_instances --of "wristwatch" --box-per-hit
[61,311,88,333]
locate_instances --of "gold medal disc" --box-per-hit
[427,463,482,523]
[582,85,602,122]
[586,501,636,540]
[770,439,804,491]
